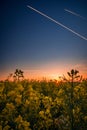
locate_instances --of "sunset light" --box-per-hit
[1,1,87,129]
[1,0,87,80]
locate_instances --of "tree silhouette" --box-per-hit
[65,69,81,130]
[13,69,24,81]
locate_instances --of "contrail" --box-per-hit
[64,9,86,20]
[27,5,87,41]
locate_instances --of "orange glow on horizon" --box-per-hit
[24,71,87,80]
[0,67,87,81]
[0,62,87,81]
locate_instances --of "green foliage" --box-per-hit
[0,75,87,130]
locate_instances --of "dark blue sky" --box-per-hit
[1,0,87,79]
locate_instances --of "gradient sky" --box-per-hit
[1,0,87,80]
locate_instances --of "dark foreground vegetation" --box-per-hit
[0,69,87,130]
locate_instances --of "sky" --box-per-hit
[1,0,87,80]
